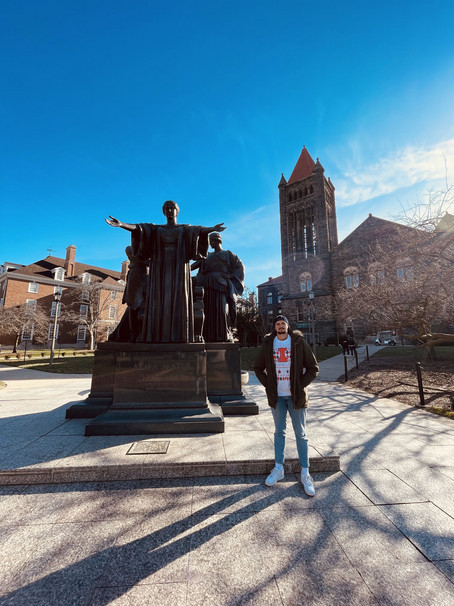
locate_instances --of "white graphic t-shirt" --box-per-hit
[273,335,291,396]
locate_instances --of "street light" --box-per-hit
[309,292,316,356]
[49,291,62,365]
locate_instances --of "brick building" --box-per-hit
[257,146,449,344]
[0,245,127,348]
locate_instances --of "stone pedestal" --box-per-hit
[68,343,224,435]
[205,343,259,415]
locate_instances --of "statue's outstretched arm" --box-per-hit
[105,216,139,232]
[200,223,226,235]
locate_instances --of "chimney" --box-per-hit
[120,259,129,282]
[65,245,76,277]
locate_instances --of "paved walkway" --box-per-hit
[1,347,454,604]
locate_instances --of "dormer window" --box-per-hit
[81,273,91,284]
[53,267,65,281]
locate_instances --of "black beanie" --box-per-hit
[274,315,289,326]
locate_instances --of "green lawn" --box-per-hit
[0,352,95,374]
[372,345,454,360]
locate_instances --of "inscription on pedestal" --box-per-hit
[112,349,207,407]
[127,441,170,455]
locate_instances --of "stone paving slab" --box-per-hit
[1,352,454,604]
[379,502,454,561]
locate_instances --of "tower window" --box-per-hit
[344,266,359,289]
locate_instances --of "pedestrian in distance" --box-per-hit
[253,315,319,496]
[348,336,356,356]
[341,336,349,356]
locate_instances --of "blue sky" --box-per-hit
[2,0,454,291]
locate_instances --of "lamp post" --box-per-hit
[49,291,62,365]
[309,292,316,356]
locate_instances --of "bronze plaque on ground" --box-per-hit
[126,440,170,455]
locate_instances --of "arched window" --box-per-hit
[300,272,312,292]
[290,204,317,258]
[267,291,273,304]
[396,258,413,280]
[344,266,359,289]
[369,263,385,285]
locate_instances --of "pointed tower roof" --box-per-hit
[288,146,316,184]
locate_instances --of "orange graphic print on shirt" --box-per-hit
[273,336,291,396]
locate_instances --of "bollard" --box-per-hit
[355,350,359,369]
[366,345,369,361]
[344,355,348,382]
[416,362,425,406]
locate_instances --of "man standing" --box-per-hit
[253,315,319,495]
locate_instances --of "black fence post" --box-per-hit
[416,362,425,407]
[355,350,359,369]
[344,355,348,382]
[366,345,369,361]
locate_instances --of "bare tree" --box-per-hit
[0,303,49,352]
[64,280,120,350]
[336,184,454,358]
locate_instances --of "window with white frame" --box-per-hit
[299,272,312,292]
[266,291,273,305]
[110,290,118,300]
[81,290,89,301]
[81,273,91,284]
[51,301,61,317]
[80,304,89,317]
[344,266,359,289]
[48,323,59,340]
[53,267,65,281]
[22,324,34,340]
[26,299,37,311]
[109,305,117,320]
[77,325,86,341]
[54,285,63,295]
[28,282,39,293]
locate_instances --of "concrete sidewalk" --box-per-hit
[1,350,454,604]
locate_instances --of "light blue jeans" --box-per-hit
[271,396,309,468]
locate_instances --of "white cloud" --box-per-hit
[335,139,454,207]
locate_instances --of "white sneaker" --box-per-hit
[265,466,285,486]
[301,472,315,496]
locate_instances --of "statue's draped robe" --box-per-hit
[198,250,244,342]
[132,223,209,343]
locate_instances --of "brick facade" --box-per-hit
[0,246,127,348]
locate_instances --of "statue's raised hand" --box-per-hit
[105,216,121,227]
[213,223,226,232]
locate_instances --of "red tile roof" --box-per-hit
[288,147,316,184]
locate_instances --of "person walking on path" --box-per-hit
[253,315,319,496]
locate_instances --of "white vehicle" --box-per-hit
[375,330,397,346]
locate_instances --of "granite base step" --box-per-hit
[0,455,340,486]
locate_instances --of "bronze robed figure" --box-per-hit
[106,200,225,343]
[192,232,244,342]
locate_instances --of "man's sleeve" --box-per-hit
[253,345,268,388]
[301,342,319,387]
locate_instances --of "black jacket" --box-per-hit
[253,329,319,409]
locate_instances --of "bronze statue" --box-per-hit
[192,232,244,342]
[106,201,225,343]
[109,245,147,342]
